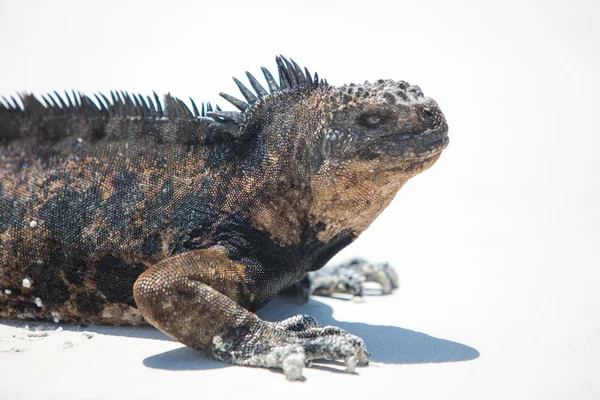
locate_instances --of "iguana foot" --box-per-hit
[213,315,369,380]
[309,258,399,297]
[135,250,370,381]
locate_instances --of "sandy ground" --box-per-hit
[1,0,600,399]
[1,291,484,399]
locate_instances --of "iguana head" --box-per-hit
[210,56,448,177]
[319,78,448,167]
[211,56,449,241]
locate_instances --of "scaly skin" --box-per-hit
[0,56,448,379]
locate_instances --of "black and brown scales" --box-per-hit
[0,56,448,379]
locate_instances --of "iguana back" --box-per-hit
[0,93,217,323]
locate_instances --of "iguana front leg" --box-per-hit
[133,247,369,380]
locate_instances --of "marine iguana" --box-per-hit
[0,56,448,379]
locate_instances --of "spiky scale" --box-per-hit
[232,77,258,104]
[40,94,52,108]
[99,93,113,117]
[138,94,151,116]
[63,91,74,109]
[276,56,292,89]
[80,94,100,117]
[129,93,140,116]
[110,91,119,116]
[167,95,189,118]
[54,91,68,109]
[146,95,157,117]
[7,100,19,113]
[116,92,128,117]
[93,94,108,115]
[261,67,279,93]
[93,94,106,111]
[305,68,313,86]
[10,96,22,112]
[190,98,200,117]
[49,94,60,110]
[72,90,81,107]
[171,96,184,118]
[164,94,176,118]
[219,92,248,112]
[281,56,298,87]
[278,68,290,90]
[153,92,163,117]
[291,59,306,86]
[206,111,243,124]
[245,72,269,98]
[166,95,177,118]
[122,91,137,117]
[98,93,110,109]
[86,94,103,114]
[177,99,193,118]
[1,97,12,111]
[132,95,145,118]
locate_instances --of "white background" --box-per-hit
[1,0,599,399]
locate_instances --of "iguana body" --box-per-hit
[0,56,448,379]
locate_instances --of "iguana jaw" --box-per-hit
[319,120,449,165]
[373,122,449,159]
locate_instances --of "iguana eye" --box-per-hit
[367,116,380,125]
[360,114,386,128]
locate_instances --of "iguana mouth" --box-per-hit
[375,123,449,158]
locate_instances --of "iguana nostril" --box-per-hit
[419,105,440,127]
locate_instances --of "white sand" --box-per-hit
[1,1,600,398]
